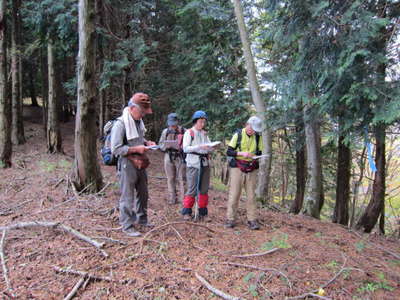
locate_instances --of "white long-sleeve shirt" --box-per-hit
[183,127,213,169]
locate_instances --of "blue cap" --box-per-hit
[192,110,208,121]
[167,113,179,126]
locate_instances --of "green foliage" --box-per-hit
[355,241,366,253]
[261,233,291,250]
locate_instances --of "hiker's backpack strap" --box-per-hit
[233,129,242,151]
[189,128,195,143]
[255,133,260,153]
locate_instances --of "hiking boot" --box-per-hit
[137,219,155,228]
[183,214,192,221]
[123,227,142,237]
[198,215,210,223]
[247,220,260,230]
[224,220,235,229]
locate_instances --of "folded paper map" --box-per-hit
[252,154,268,160]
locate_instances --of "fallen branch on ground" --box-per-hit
[53,178,65,189]
[92,236,127,246]
[351,230,400,260]
[95,182,111,196]
[0,221,108,257]
[222,262,292,289]
[195,272,242,300]
[139,222,215,253]
[0,230,14,297]
[286,256,364,300]
[231,248,279,258]
[64,276,86,300]
[53,266,131,283]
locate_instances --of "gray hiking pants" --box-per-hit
[186,166,210,197]
[164,153,186,202]
[118,157,148,230]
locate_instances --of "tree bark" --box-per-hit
[46,38,62,153]
[40,47,48,134]
[27,61,38,107]
[350,146,366,228]
[333,132,351,225]
[290,114,306,214]
[232,0,272,202]
[11,0,24,144]
[303,104,324,218]
[0,0,12,168]
[72,0,103,193]
[356,124,386,233]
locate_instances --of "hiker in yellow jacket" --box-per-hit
[225,116,263,230]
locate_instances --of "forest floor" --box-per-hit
[0,107,399,300]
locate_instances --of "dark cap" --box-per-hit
[167,113,179,126]
[128,92,152,114]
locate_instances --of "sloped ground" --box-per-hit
[0,118,399,300]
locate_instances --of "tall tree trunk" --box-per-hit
[290,113,306,214]
[333,130,351,225]
[303,104,324,218]
[46,38,62,153]
[96,0,106,136]
[350,146,366,228]
[11,0,24,144]
[73,0,103,193]
[27,61,38,106]
[0,0,12,168]
[356,124,386,233]
[232,0,272,202]
[41,47,48,134]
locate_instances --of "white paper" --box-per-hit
[203,141,221,147]
[145,145,160,150]
[252,154,268,160]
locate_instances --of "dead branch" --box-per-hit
[231,248,279,258]
[92,236,127,245]
[95,182,111,195]
[0,231,14,296]
[286,256,364,300]
[0,221,108,257]
[195,272,243,300]
[53,266,131,284]
[64,276,86,300]
[53,178,65,189]
[351,230,400,260]
[222,262,292,289]
[139,222,215,253]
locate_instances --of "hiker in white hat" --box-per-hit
[225,116,264,230]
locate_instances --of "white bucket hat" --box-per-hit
[247,116,263,133]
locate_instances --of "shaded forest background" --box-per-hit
[0,0,400,236]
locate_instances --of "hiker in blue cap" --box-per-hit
[158,113,186,204]
[181,110,215,221]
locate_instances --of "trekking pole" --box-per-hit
[194,159,203,222]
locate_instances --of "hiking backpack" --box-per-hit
[100,119,120,166]
[165,126,185,151]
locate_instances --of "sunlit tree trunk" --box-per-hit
[232,0,272,202]
[0,0,12,167]
[303,104,324,218]
[47,37,62,153]
[72,0,103,192]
